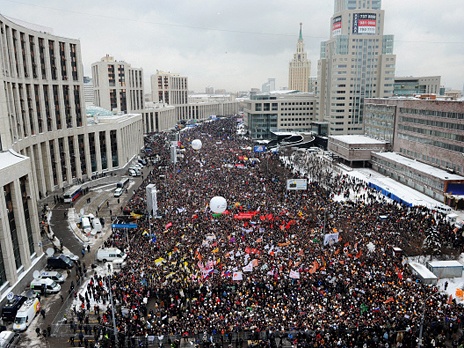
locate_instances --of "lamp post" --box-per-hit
[107,276,119,347]
[418,294,434,348]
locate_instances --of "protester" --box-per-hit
[78,117,463,347]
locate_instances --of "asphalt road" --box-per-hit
[12,167,147,347]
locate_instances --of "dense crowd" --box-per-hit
[79,117,464,347]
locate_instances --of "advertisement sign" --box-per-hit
[332,16,342,36]
[286,179,308,191]
[352,13,376,34]
[253,145,267,153]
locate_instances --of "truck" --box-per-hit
[12,297,40,332]
[1,295,27,322]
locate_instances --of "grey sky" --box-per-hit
[3,0,464,93]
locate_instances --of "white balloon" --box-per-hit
[191,139,202,150]
[210,196,227,213]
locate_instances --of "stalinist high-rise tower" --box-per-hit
[288,23,311,92]
[317,0,396,135]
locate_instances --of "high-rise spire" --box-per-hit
[288,23,310,92]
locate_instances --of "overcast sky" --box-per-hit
[3,0,464,93]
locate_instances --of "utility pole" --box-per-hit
[107,276,119,346]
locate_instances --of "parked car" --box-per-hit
[46,255,73,270]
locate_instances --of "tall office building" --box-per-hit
[317,0,396,135]
[151,70,189,120]
[262,78,276,93]
[92,54,144,113]
[288,23,310,92]
[0,14,143,295]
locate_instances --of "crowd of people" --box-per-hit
[78,117,464,347]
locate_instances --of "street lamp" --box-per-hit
[417,294,435,348]
[107,276,119,347]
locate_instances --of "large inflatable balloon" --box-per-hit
[191,139,202,150]
[209,196,227,214]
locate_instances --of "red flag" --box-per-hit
[165,222,173,229]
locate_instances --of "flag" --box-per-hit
[233,271,243,280]
[154,257,165,266]
[289,270,300,279]
[384,297,395,304]
[165,222,173,229]
[242,263,253,272]
[309,260,319,274]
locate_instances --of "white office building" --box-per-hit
[0,14,142,296]
[92,54,144,114]
[317,0,396,135]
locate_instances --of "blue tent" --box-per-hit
[368,182,413,207]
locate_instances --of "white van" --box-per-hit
[13,298,40,332]
[30,278,61,294]
[81,217,91,233]
[433,204,452,215]
[0,330,16,347]
[39,271,65,284]
[96,247,127,263]
[92,217,103,233]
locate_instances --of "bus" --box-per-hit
[116,178,130,189]
[63,185,83,203]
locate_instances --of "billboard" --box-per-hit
[286,179,308,191]
[253,145,267,153]
[352,13,376,34]
[332,16,342,36]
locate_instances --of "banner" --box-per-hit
[289,270,300,279]
[323,233,339,246]
[233,271,243,280]
[242,263,253,272]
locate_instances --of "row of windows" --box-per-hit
[372,156,444,191]
[399,124,464,142]
[400,148,462,174]
[400,108,464,120]
[400,116,464,131]
[398,133,464,153]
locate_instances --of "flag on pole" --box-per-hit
[233,271,243,280]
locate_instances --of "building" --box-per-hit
[262,78,276,93]
[242,91,317,139]
[393,76,441,97]
[151,70,188,119]
[142,102,177,134]
[83,76,94,105]
[363,97,464,206]
[0,14,142,297]
[328,135,388,167]
[288,23,310,92]
[365,98,464,176]
[317,0,396,135]
[92,54,144,114]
